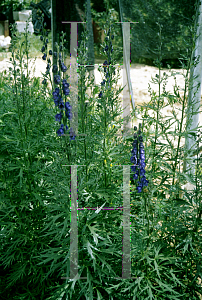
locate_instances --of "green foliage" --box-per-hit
[0,4,202,300]
[0,0,31,12]
[117,0,197,66]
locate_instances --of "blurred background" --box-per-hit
[0,0,198,67]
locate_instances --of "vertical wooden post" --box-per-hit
[70,22,78,136]
[4,20,9,37]
[70,165,78,278]
[122,165,131,279]
[122,22,131,136]
[86,0,95,80]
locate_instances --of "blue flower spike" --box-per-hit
[57,124,65,136]
[131,124,149,193]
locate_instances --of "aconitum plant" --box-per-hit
[131,124,148,192]
[40,29,76,141]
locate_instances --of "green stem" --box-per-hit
[20,43,27,139]
[80,67,88,179]
[104,108,107,188]
[13,50,24,145]
[194,134,201,232]
[172,67,189,186]
[144,195,150,248]
[152,24,162,173]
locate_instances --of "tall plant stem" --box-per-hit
[152,23,162,173]
[80,68,88,178]
[19,42,28,139]
[144,196,150,248]
[172,67,190,186]
[194,132,201,232]
[104,103,107,188]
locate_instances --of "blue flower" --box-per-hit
[61,63,67,72]
[54,75,60,84]
[53,92,59,100]
[63,82,69,88]
[101,79,106,86]
[46,64,50,74]
[105,72,110,79]
[131,126,148,192]
[66,110,72,120]
[131,165,136,172]
[59,101,64,110]
[41,46,45,52]
[40,36,43,41]
[131,147,137,154]
[42,53,47,60]
[42,79,47,84]
[57,124,64,136]
[130,156,135,164]
[141,175,149,187]
[105,45,108,51]
[52,65,58,73]
[98,91,103,98]
[65,102,71,110]
[133,173,138,180]
[54,98,59,106]
[140,161,146,168]
[55,112,63,122]
[52,88,60,99]
[140,154,145,160]
[69,127,76,140]
[140,168,146,176]
[49,50,52,55]
[54,94,62,106]
[63,88,70,95]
